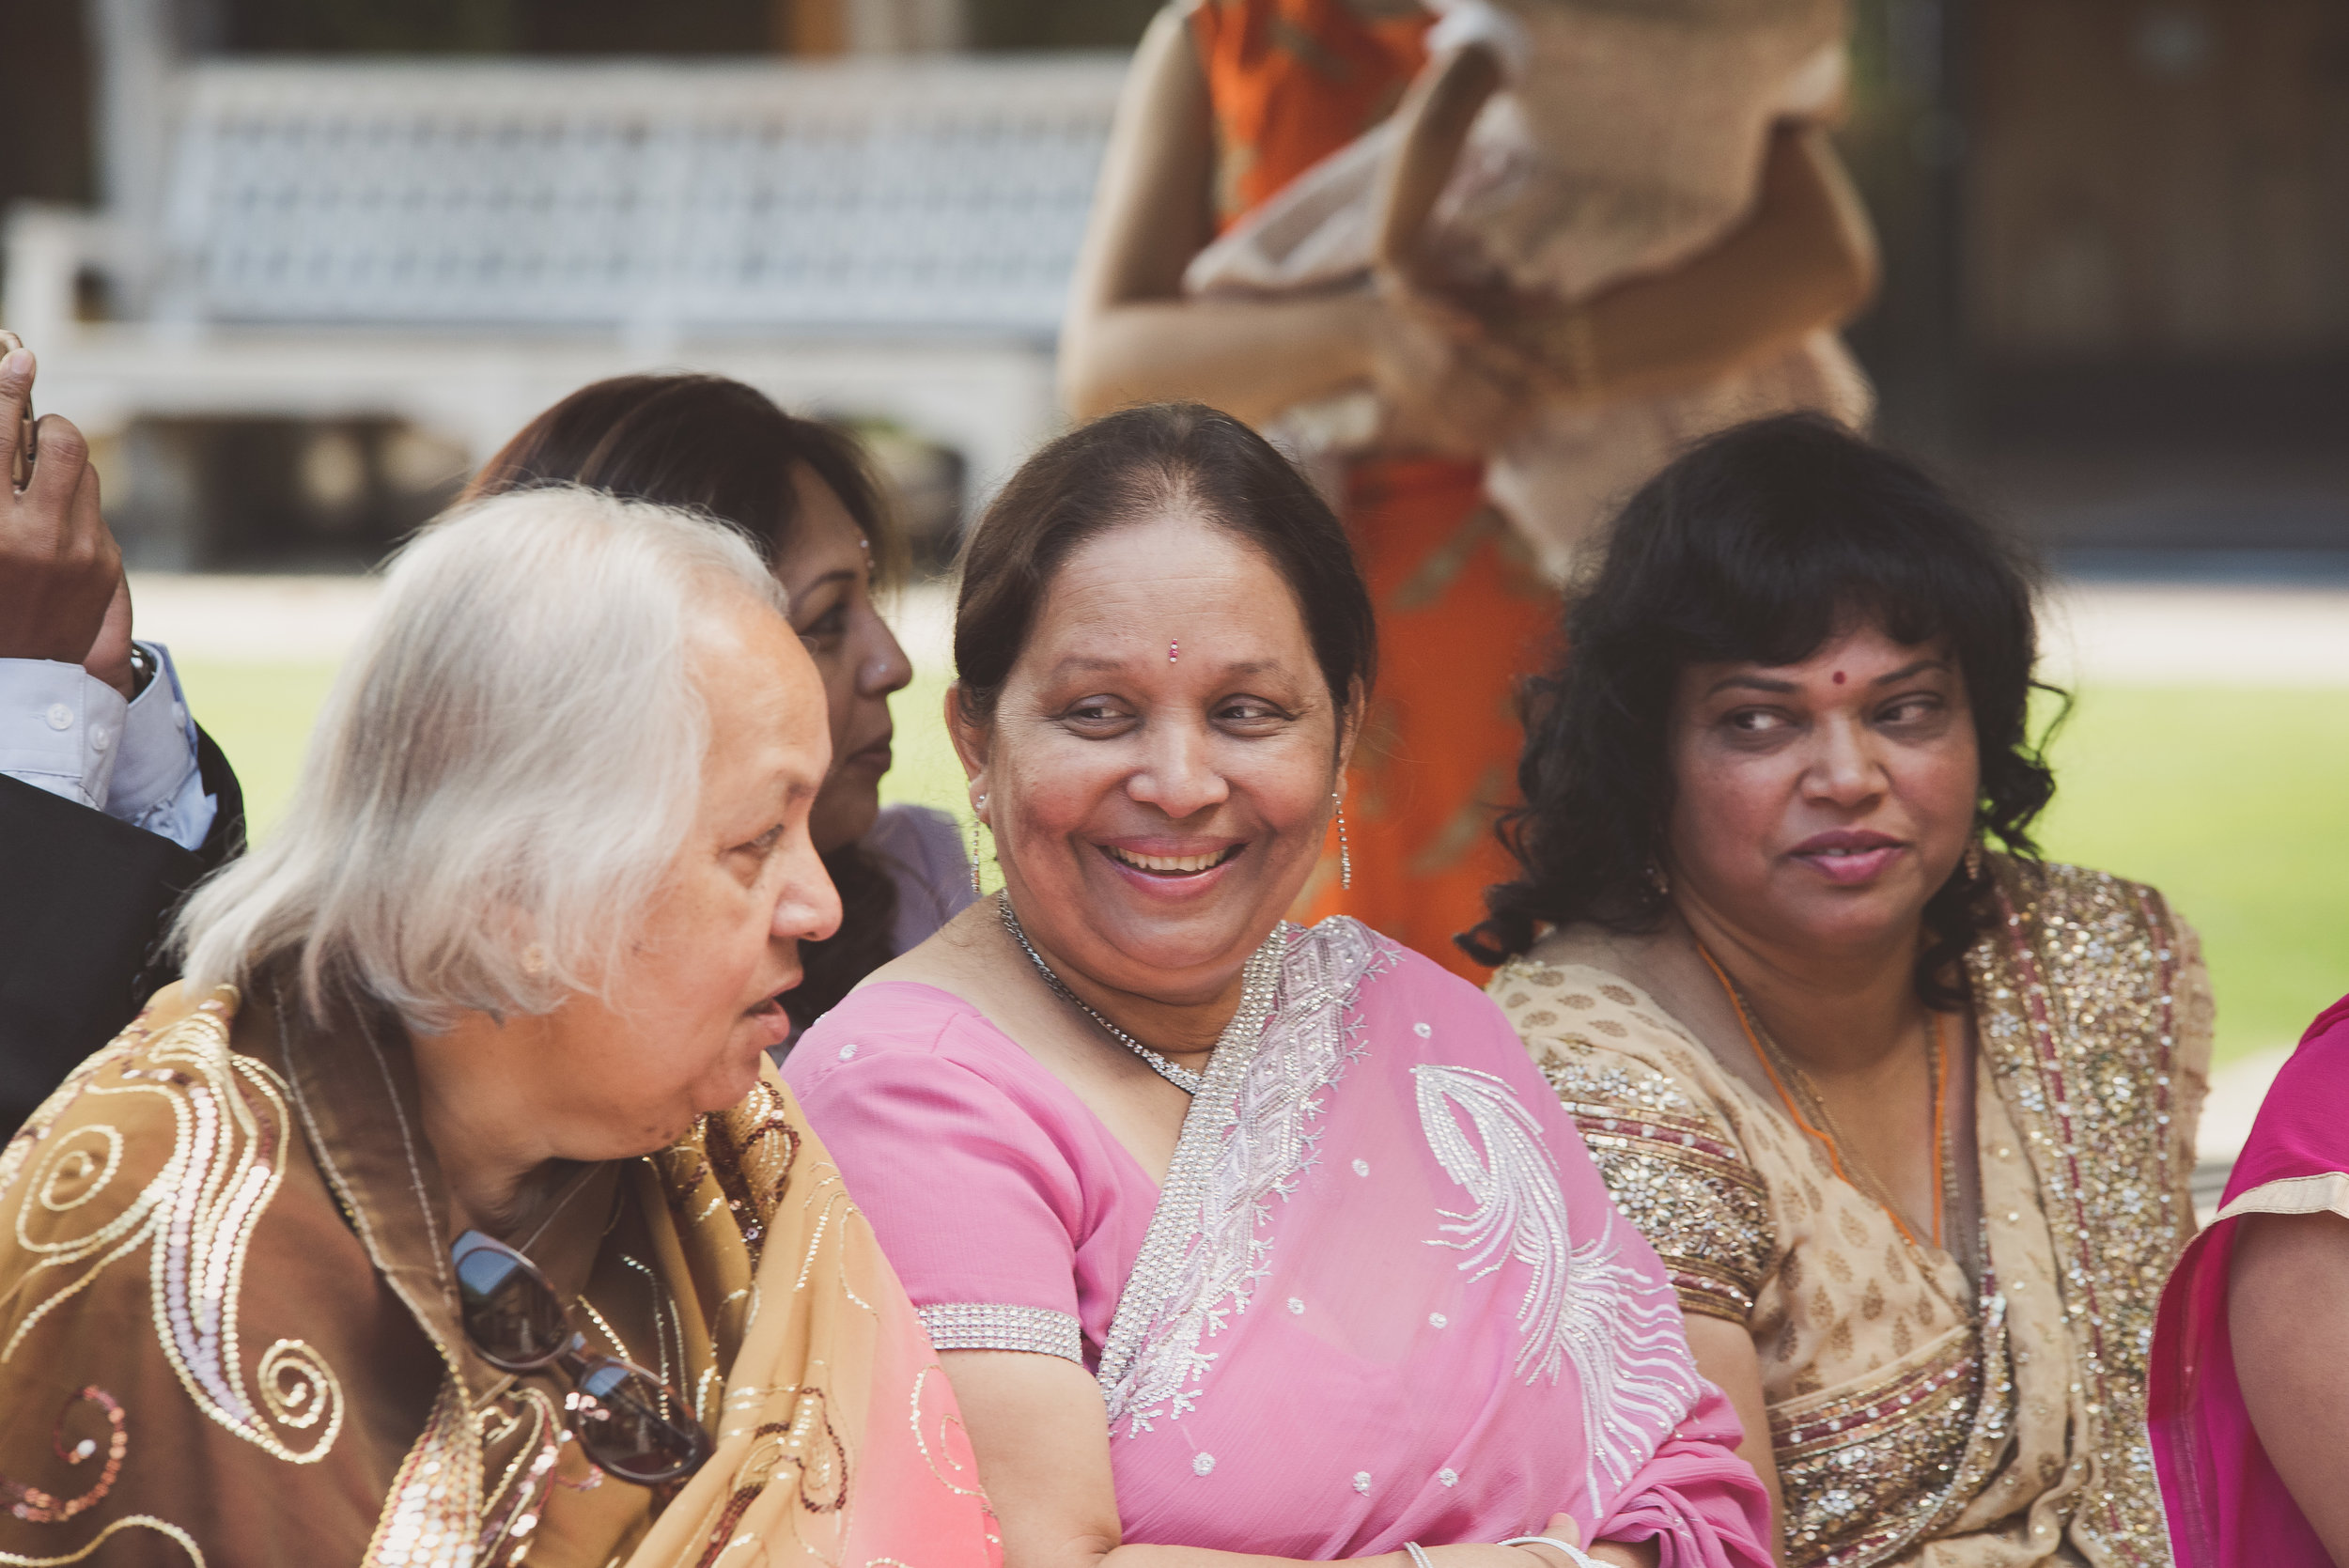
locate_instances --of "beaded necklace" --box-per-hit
[998,893,1283,1096]
[1696,944,1952,1252]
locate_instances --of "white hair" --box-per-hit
[176,485,789,1034]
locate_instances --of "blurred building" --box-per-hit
[1,0,2342,571]
[1846,0,2349,567]
[1,0,1143,569]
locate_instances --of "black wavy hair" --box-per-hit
[1461,414,2061,1008]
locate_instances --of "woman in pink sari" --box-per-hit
[784,403,1770,1568]
[2151,992,2349,1566]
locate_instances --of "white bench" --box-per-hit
[6,54,1125,553]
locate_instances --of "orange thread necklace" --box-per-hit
[1696,943,1950,1251]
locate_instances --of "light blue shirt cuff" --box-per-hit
[0,643,215,850]
[107,643,216,850]
[0,658,126,809]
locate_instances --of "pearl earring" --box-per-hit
[970,795,988,896]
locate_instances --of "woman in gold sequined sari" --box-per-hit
[0,489,998,1566]
[1464,417,2210,1567]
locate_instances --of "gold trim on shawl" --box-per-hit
[2213,1172,2349,1223]
[1966,860,2193,1567]
[1543,1064,1771,1323]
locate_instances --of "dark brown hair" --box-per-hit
[467,372,904,1032]
[954,402,1377,731]
[464,372,901,586]
[1462,414,2061,1009]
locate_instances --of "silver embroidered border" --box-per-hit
[1095,917,1393,1435]
[918,1302,1084,1362]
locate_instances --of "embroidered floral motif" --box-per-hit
[685,1081,804,1265]
[1414,1064,1700,1502]
[0,1515,207,1564]
[908,1365,986,1502]
[2,1003,345,1467]
[692,1387,850,1568]
[1096,920,1388,1434]
[0,1388,127,1524]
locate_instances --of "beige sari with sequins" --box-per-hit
[1490,859,2211,1568]
[0,984,999,1568]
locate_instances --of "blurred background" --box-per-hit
[4,0,2344,1172]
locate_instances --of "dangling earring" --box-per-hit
[1965,835,1985,883]
[1332,790,1353,892]
[1645,861,1672,897]
[970,795,988,896]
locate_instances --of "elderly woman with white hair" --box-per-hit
[0,489,999,1566]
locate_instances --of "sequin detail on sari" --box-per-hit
[1968,864,2190,1565]
[364,1379,482,1567]
[0,1000,346,1467]
[0,1389,127,1525]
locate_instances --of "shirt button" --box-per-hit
[44,703,72,731]
[90,726,111,753]
[172,703,187,724]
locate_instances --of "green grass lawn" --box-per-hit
[179,659,2346,1065]
[2028,687,2349,1063]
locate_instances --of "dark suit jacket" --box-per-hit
[0,728,243,1129]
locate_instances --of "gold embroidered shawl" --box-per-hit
[1491,859,2212,1568]
[0,984,999,1567]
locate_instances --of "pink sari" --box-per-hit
[786,917,1769,1565]
[2149,992,2349,1567]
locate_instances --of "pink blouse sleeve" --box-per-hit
[785,1017,1091,1365]
[1593,1380,1775,1568]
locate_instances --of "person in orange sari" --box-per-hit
[1060,0,1878,978]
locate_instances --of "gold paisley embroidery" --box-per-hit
[3,1001,344,1467]
[1,1389,126,1524]
[910,1365,986,1501]
[0,1514,206,1565]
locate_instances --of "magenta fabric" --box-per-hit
[2150,992,2349,1567]
[786,919,1770,1568]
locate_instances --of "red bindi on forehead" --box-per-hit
[1833,671,1847,685]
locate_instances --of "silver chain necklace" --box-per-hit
[998,892,1283,1095]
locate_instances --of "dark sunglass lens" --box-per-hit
[571,1359,712,1483]
[452,1234,570,1372]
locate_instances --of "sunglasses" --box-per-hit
[450,1230,714,1484]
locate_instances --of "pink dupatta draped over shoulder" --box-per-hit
[786,917,1770,1566]
[2149,993,2349,1567]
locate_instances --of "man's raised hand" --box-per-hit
[0,346,134,697]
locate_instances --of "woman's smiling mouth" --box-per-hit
[1102,844,1244,877]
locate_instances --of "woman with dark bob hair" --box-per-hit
[1473,414,2210,1565]
[464,373,971,1040]
[785,403,1773,1568]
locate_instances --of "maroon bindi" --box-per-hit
[1833,671,1847,684]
